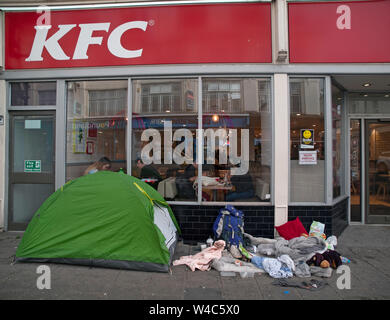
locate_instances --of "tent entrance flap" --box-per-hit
[154,205,177,249]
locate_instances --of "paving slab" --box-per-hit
[183,287,222,300]
[221,275,263,300]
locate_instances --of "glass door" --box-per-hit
[8,112,55,230]
[350,119,362,222]
[366,119,390,224]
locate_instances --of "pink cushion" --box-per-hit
[275,217,308,240]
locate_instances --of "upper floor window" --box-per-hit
[203,80,242,113]
[10,82,56,106]
[89,89,127,117]
[141,82,182,113]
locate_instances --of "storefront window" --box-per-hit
[66,80,128,181]
[290,78,325,202]
[10,82,56,106]
[201,78,272,202]
[132,77,272,203]
[332,85,344,199]
[132,79,199,202]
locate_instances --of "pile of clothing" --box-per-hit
[172,233,342,279]
[245,232,342,278]
[172,206,347,280]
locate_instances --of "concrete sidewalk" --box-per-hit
[0,225,389,300]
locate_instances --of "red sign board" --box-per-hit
[5,3,271,70]
[289,0,390,63]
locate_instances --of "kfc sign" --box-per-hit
[5,3,272,69]
[289,0,390,63]
[26,21,148,61]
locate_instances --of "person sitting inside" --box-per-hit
[226,171,255,201]
[83,157,112,175]
[136,158,162,190]
[175,163,198,200]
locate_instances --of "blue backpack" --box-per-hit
[213,205,244,248]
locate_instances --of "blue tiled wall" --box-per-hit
[170,197,348,243]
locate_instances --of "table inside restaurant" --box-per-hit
[202,184,233,201]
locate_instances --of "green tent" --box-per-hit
[15,171,181,272]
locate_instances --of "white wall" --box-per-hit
[274,74,289,227]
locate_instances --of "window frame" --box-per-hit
[130,75,274,206]
[288,75,332,205]
[64,79,129,182]
[7,81,57,110]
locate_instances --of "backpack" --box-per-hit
[213,205,245,248]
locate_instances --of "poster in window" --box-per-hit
[73,120,86,154]
[300,129,314,149]
[86,141,94,155]
[299,151,317,165]
[88,122,98,138]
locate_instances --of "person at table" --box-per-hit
[136,158,162,190]
[175,162,198,199]
[226,171,255,201]
[83,157,112,175]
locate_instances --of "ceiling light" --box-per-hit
[385,94,389,98]
[362,83,371,87]
[165,110,171,113]
[363,94,368,97]
[296,113,301,116]
[212,114,219,122]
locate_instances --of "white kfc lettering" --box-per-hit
[26,24,76,61]
[26,21,148,62]
[73,23,110,60]
[107,21,148,58]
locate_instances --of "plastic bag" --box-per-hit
[309,221,326,239]
[326,235,337,250]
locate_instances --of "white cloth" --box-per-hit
[262,258,293,279]
[278,254,295,272]
[251,256,293,279]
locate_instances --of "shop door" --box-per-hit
[365,120,390,224]
[350,120,362,222]
[8,112,55,230]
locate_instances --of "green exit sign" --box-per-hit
[24,160,41,173]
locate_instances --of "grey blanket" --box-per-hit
[275,236,327,263]
[246,234,329,278]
